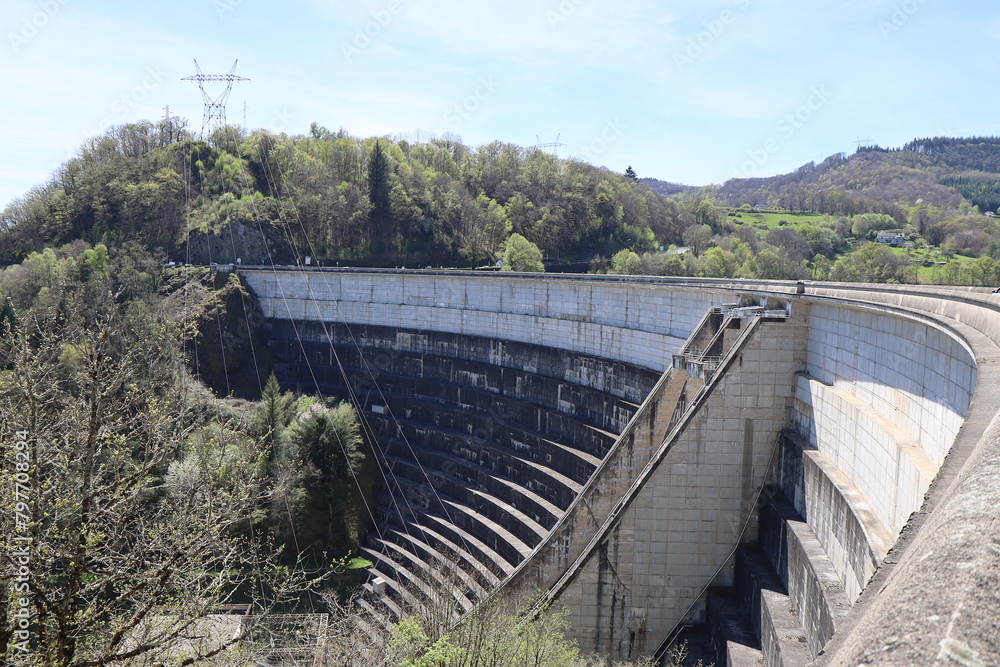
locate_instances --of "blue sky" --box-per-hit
[1,0,998,211]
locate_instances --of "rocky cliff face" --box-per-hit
[183,221,293,265]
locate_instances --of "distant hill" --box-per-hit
[714,137,1000,218]
[639,177,698,198]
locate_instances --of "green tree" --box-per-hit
[694,200,719,229]
[811,253,833,280]
[610,249,641,275]
[499,233,545,272]
[970,255,999,286]
[700,246,739,277]
[368,140,393,258]
[746,247,802,280]
[682,224,714,256]
[459,195,512,266]
[251,372,295,474]
[80,244,109,277]
[830,242,909,283]
[624,165,638,181]
[0,302,307,666]
[271,400,366,558]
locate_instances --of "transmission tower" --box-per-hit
[854,135,874,151]
[536,134,566,157]
[182,59,250,139]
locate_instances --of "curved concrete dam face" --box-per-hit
[240,268,1000,666]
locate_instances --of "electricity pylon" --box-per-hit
[182,59,250,139]
[536,134,567,157]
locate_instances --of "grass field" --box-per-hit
[723,209,829,235]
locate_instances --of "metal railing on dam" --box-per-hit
[238,267,1000,666]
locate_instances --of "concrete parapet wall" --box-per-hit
[804,303,974,469]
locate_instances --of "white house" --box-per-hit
[875,232,906,245]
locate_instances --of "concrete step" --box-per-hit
[361,563,423,617]
[373,536,479,611]
[382,472,534,566]
[361,546,443,610]
[488,472,565,526]
[378,413,601,485]
[359,581,403,620]
[418,511,518,577]
[388,521,502,592]
[352,376,637,442]
[352,596,393,642]
[759,493,852,658]
[382,437,566,525]
[735,546,811,667]
[383,453,550,546]
[363,387,619,460]
[384,435,584,508]
[377,492,516,579]
[706,588,764,667]
[436,496,534,564]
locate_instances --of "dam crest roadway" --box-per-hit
[237,267,1000,667]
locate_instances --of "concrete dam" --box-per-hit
[240,268,1000,666]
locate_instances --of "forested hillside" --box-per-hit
[0,120,690,268]
[4,123,1000,288]
[715,150,969,220]
[716,137,1000,219]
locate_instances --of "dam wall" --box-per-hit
[240,268,999,666]
[242,270,728,371]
